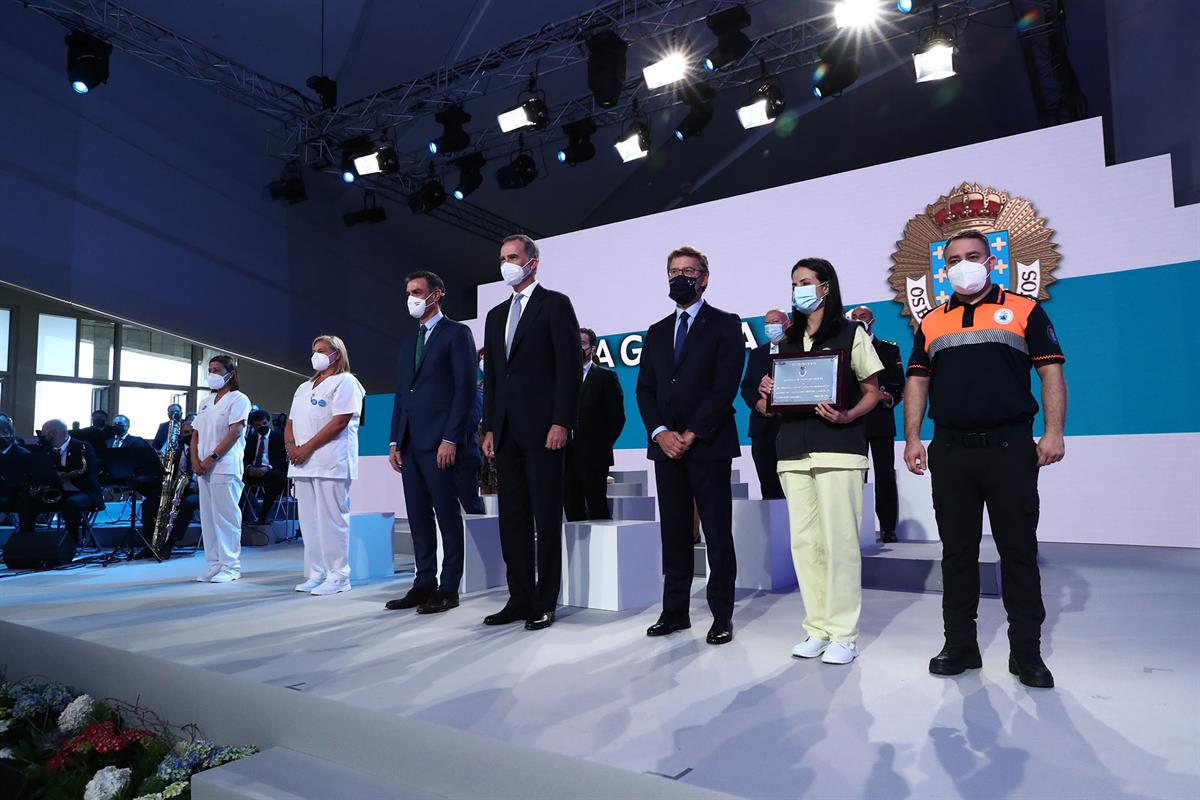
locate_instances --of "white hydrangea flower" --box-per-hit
[0,747,14,760]
[0,719,10,734]
[57,694,96,733]
[83,765,132,800]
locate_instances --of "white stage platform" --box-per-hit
[0,541,1197,799]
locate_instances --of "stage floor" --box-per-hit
[1,541,1197,800]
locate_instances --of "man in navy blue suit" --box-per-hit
[637,245,745,645]
[385,271,478,615]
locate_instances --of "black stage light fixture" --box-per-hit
[268,160,307,204]
[306,75,338,109]
[556,118,597,165]
[812,37,860,99]
[498,94,549,133]
[409,179,447,214]
[674,83,715,141]
[353,145,399,176]
[343,192,386,227]
[66,30,111,94]
[338,135,376,183]
[497,152,538,190]
[428,105,472,155]
[452,152,486,200]
[896,0,934,13]
[615,120,650,163]
[737,80,784,128]
[703,5,753,72]
[587,31,629,109]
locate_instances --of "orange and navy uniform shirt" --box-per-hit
[906,284,1065,431]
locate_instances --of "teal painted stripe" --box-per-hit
[358,259,1200,456]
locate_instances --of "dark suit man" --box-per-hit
[637,246,744,645]
[565,328,625,521]
[849,306,905,543]
[740,309,791,500]
[241,410,289,524]
[152,404,184,451]
[0,414,38,531]
[32,419,102,540]
[481,234,580,631]
[386,270,479,615]
[75,410,112,452]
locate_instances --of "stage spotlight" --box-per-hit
[834,0,880,29]
[643,52,688,90]
[673,84,715,141]
[615,121,650,163]
[703,5,753,72]
[497,153,538,190]
[428,105,471,155]
[452,153,485,200]
[343,193,386,227]
[737,81,784,128]
[339,135,375,183]
[409,179,447,214]
[352,146,399,176]
[812,38,860,98]
[268,161,307,204]
[587,31,628,109]
[914,30,956,82]
[896,0,932,12]
[306,75,338,109]
[556,118,597,165]
[498,95,549,133]
[65,31,111,94]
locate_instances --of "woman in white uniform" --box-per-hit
[191,355,252,582]
[287,334,365,596]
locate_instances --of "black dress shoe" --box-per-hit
[385,587,430,611]
[1009,653,1055,688]
[706,619,733,645]
[416,591,459,615]
[646,619,691,637]
[483,606,528,626]
[525,610,555,631]
[928,643,983,675]
[881,531,898,543]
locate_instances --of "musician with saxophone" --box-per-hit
[30,419,102,541]
[138,412,200,559]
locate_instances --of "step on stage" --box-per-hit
[0,539,1195,799]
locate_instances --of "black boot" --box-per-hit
[1009,652,1054,688]
[928,642,982,675]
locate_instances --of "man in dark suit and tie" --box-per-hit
[32,419,103,541]
[637,245,745,645]
[241,409,289,524]
[849,306,905,543]
[481,234,580,631]
[0,414,38,531]
[152,404,184,451]
[740,309,791,500]
[386,270,479,615]
[75,409,112,452]
[565,328,625,521]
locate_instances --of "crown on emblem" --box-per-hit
[928,185,1005,234]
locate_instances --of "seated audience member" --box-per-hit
[75,409,113,452]
[242,409,288,525]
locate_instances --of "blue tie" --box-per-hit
[674,311,690,364]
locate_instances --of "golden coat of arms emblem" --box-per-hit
[889,182,1060,329]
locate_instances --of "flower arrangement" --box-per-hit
[0,675,257,800]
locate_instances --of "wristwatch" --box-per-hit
[208,451,220,462]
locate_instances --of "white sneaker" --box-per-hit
[791,636,831,659]
[294,577,325,592]
[196,565,223,582]
[209,570,240,583]
[822,641,860,665]
[310,578,351,596]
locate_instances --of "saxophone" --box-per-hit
[30,447,88,503]
[149,410,190,557]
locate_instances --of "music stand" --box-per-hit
[96,446,162,565]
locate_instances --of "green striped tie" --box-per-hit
[415,324,427,370]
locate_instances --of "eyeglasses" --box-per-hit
[667,267,706,279]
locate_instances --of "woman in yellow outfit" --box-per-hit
[760,258,882,665]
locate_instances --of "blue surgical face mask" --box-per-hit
[792,284,824,314]
[764,323,786,343]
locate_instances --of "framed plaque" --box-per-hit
[767,349,851,413]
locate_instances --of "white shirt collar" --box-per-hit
[513,280,539,302]
[419,311,444,336]
[675,296,705,321]
[582,361,593,379]
[769,342,780,355]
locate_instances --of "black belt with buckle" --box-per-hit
[934,423,1032,449]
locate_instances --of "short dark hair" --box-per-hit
[502,234,539,261]
[209,355,240,391]
[91,409,109,420]
[405,270,445,294]
[666,245,709,273]
[248,409,270,425]
[945,229,991,253]
[787,257,848,350]
[580,327,597,348]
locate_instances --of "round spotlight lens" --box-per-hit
[341,170,356,184]
[72,80,90,94]
[897,0,914,12]
[812,86,823,99]
[674,130,685,142]
[703,57,715,71]
[556,150,567,164]
[428,140,439,155]
[453,189,465,201]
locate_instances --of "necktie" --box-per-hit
[255,435,266,466]
[674,311,690,364]
[505,294,524,357]
[415,324,428,370]
[114,438,122,448]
